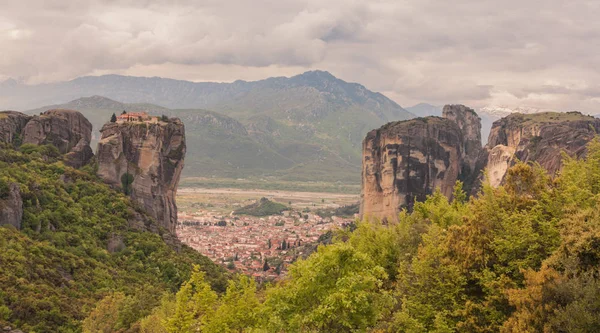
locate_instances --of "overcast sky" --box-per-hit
[1,0,600,112]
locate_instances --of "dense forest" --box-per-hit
[3,140,600,332]
[0,144,228,332]
[88,141,600,332]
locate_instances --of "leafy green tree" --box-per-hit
[82,293,126,333]
[204,275,260,332]
[165,266,218,333]
[121,172,134,195]
[262,243,393,332]
[140,294,176,333]
[394,225,466,330]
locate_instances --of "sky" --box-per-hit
[1,0,600,112]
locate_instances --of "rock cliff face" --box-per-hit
[0,183,23,229]
[96,119,186,232]
[1,109,93,168]
[484,111,600,185]
[22,109,94,168]
[361,117,462,221]
[442,105,482,173]
[360,105,483,221]
[0,111,31,145]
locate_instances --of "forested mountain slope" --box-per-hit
[15,71,414,184]
[0,145,227,332]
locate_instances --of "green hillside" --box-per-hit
[27,96,364,185]
[0,144,228,332]
[233,197,289,216]
[22,71,413,186]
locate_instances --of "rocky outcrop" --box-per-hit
[22,109,94,168]
[485,145,515,187]
[442,105,482,172]
[96,118,186,232]
[360,105,484,221]
[0,111,31,145]
[0,109,93,168]
[0,183,23,229]
[484,111,600,185]
[361,117,462,221]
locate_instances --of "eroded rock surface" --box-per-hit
[484,111,600,185]
[0,183,23,229]
[360,104,484,221]
[0,111,31,145]
[442,104,482,173]
[22,109,94,168]
[96,118,186,232]
[361,117,463,221]
[1,109,93,168]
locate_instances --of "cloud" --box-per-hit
[1,0,600,112]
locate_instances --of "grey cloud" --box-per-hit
[1,0,600,112]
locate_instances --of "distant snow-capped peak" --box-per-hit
[478,105,556,117]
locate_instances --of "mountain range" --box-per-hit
[10,71,414,184]
[6,71,580,185]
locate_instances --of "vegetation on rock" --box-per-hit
[0,144,227,332]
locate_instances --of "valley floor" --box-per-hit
[179,177,361,194]
[176,187,359,280]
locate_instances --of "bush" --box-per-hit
[0,177,10,199]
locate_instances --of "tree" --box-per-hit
[121,173,134,195]
[263,259,270,271]
[140,294,176,333]
[82,293,126,333]
[122,110,127,115]
[262,243,393,332]
[267,238,272,249]
[110,113,117,123]
[204,275,260,332]
[165,266,217,332]
[393,225,466,330]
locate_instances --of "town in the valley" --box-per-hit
[176,188,359,280]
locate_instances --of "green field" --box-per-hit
[179,177,361,194]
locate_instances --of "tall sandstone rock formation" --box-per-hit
[442,105,482,173]
[0,109,93,228]
[0,111,31,144]
[484,111,600,186]
[21,109,94,168]
[361,105,483,221]
[0,183,23,229]
[96,118,186,232]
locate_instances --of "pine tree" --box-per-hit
[263,259,270,271]
[110,113,117,122]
